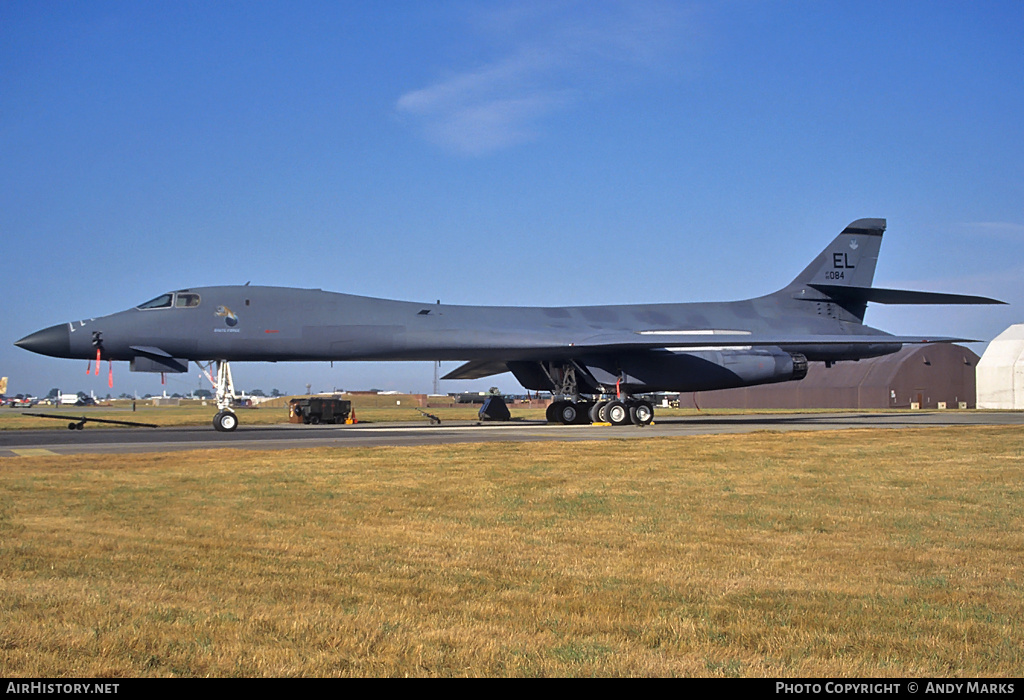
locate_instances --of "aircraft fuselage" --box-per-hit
[21,284,899,366]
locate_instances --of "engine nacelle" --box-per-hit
[508,348,808,395]
[586,347,808,394]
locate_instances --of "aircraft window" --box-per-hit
[175,293,201,308]
[137,294,173,310]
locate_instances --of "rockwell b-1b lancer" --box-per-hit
[16,219,1003,431]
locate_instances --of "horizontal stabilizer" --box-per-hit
[809,284,1005,305]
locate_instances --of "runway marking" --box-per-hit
[334,422,650,433]
[4,412,1023,457]
[339,423,554,433]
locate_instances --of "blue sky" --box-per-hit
[3,0,1022,398]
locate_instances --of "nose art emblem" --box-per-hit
[215,306,238,327]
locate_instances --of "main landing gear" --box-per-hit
[539,361,656,426]
[546,397,655,426]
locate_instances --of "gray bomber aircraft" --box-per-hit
[16,219,1003,431]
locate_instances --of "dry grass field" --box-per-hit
[0,404,495,430]
[2,426,1022,677]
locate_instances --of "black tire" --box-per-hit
[213,410,239,432]
[575,402,594,424]
[606,400,630,426]
[629,401,654,426]
[589,401,606,423]
[546,401,564,423]
[557,402,581,425]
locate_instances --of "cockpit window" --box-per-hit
[137,294,173,310]
[176,293,201,308]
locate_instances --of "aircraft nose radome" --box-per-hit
[15,324,71,358]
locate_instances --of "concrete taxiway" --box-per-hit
[2,411,1022,457]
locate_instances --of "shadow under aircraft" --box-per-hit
[16,219,1004,431]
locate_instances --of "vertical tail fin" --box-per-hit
[789,218,885,289]
[780,218,886,323]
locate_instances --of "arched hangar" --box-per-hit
[976,324,1024,409]
[676,344,979,410]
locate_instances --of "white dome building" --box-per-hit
[976,324,1024,409]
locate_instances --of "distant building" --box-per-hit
[976,324,1024,409]
[676,344,979,410]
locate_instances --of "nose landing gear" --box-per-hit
[204,360,238,432]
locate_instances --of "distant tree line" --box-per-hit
[41,388,284,400]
